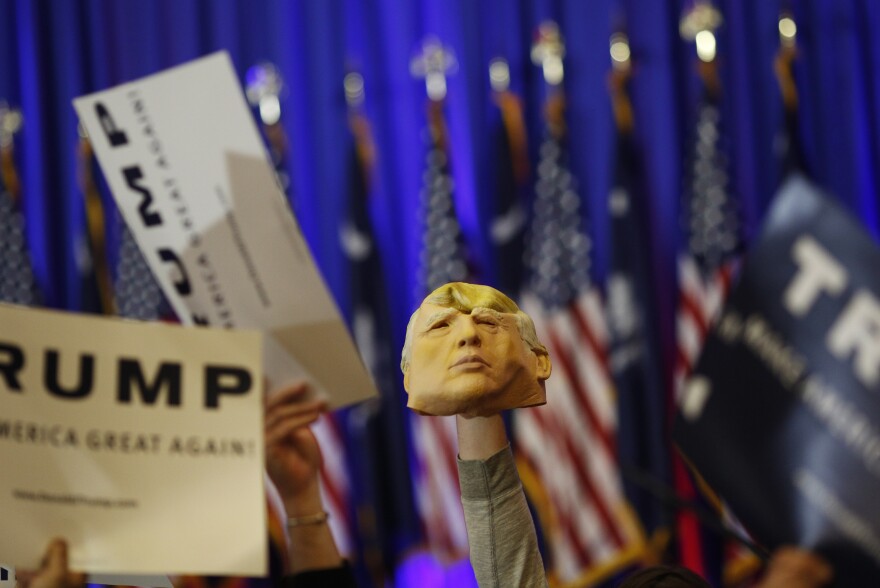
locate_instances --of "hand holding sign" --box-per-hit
[264,381,348,576]
[13,540,84,588]
[264,382,325,509]
[757,547,833,588]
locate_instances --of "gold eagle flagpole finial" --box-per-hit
[410,36,458,103]
[680,1,723,96]
[246,61,286,127]
[531,21,565,87]
[531,21,566,136]
[410,37,457,149]
[246,62,291,196]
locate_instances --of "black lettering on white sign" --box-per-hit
[1,342,253,409]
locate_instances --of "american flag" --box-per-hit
[410,98,471,561]
[0,122,40,306]
[514,93,642,584]
[113,219,171,321]
[674,96,742,400]
[773,22,810,181]
[673,87,748,584]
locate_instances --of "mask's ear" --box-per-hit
[535,352,551,381]
[403,369,411,393]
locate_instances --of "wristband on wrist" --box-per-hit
[287,511,329,527]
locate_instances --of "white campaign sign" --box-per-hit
[72,51,377,408]
[0,304,265,575]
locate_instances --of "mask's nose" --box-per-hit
[456,316,481,347]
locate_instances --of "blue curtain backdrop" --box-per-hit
[2,0,880,585]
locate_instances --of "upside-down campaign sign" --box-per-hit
[72,52,376,408]
[675,176,880,584]
[0,304,265,576]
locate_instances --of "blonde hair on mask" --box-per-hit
[400,282,547,373]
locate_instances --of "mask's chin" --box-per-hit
[406,379,547,417]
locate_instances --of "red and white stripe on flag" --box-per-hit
[410,412,469,560]
[312,413,356,557]
[515,289,642,583]
[673,254,736,400]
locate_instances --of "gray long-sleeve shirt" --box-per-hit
[458,445,548,587]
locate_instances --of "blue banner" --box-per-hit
[675,175,880,585]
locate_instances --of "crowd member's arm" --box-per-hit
[456,413,548,588]
[265,382,355,587]
[754,546,833,588]
[14,539,85,588]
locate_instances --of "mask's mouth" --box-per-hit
[451,355,489,368]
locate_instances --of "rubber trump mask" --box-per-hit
[401,282,551,417]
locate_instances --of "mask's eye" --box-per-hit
[474,314,502,330]
[428,321,449,331]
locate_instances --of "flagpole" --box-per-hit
[489,59,529,186]
[0,102,23,204]
[608,33,634,135]
[407,35,473,562]
[487,57,530,299]
[246,62,293,202]
[774,12,799,113]
[531,21,567,141]
[77,127,116,315]
[772,11,811,182]
[345,72,376,186]
[341,69,394,587]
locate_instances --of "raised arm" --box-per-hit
[264,382,355,587]
[456,413,548,588]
